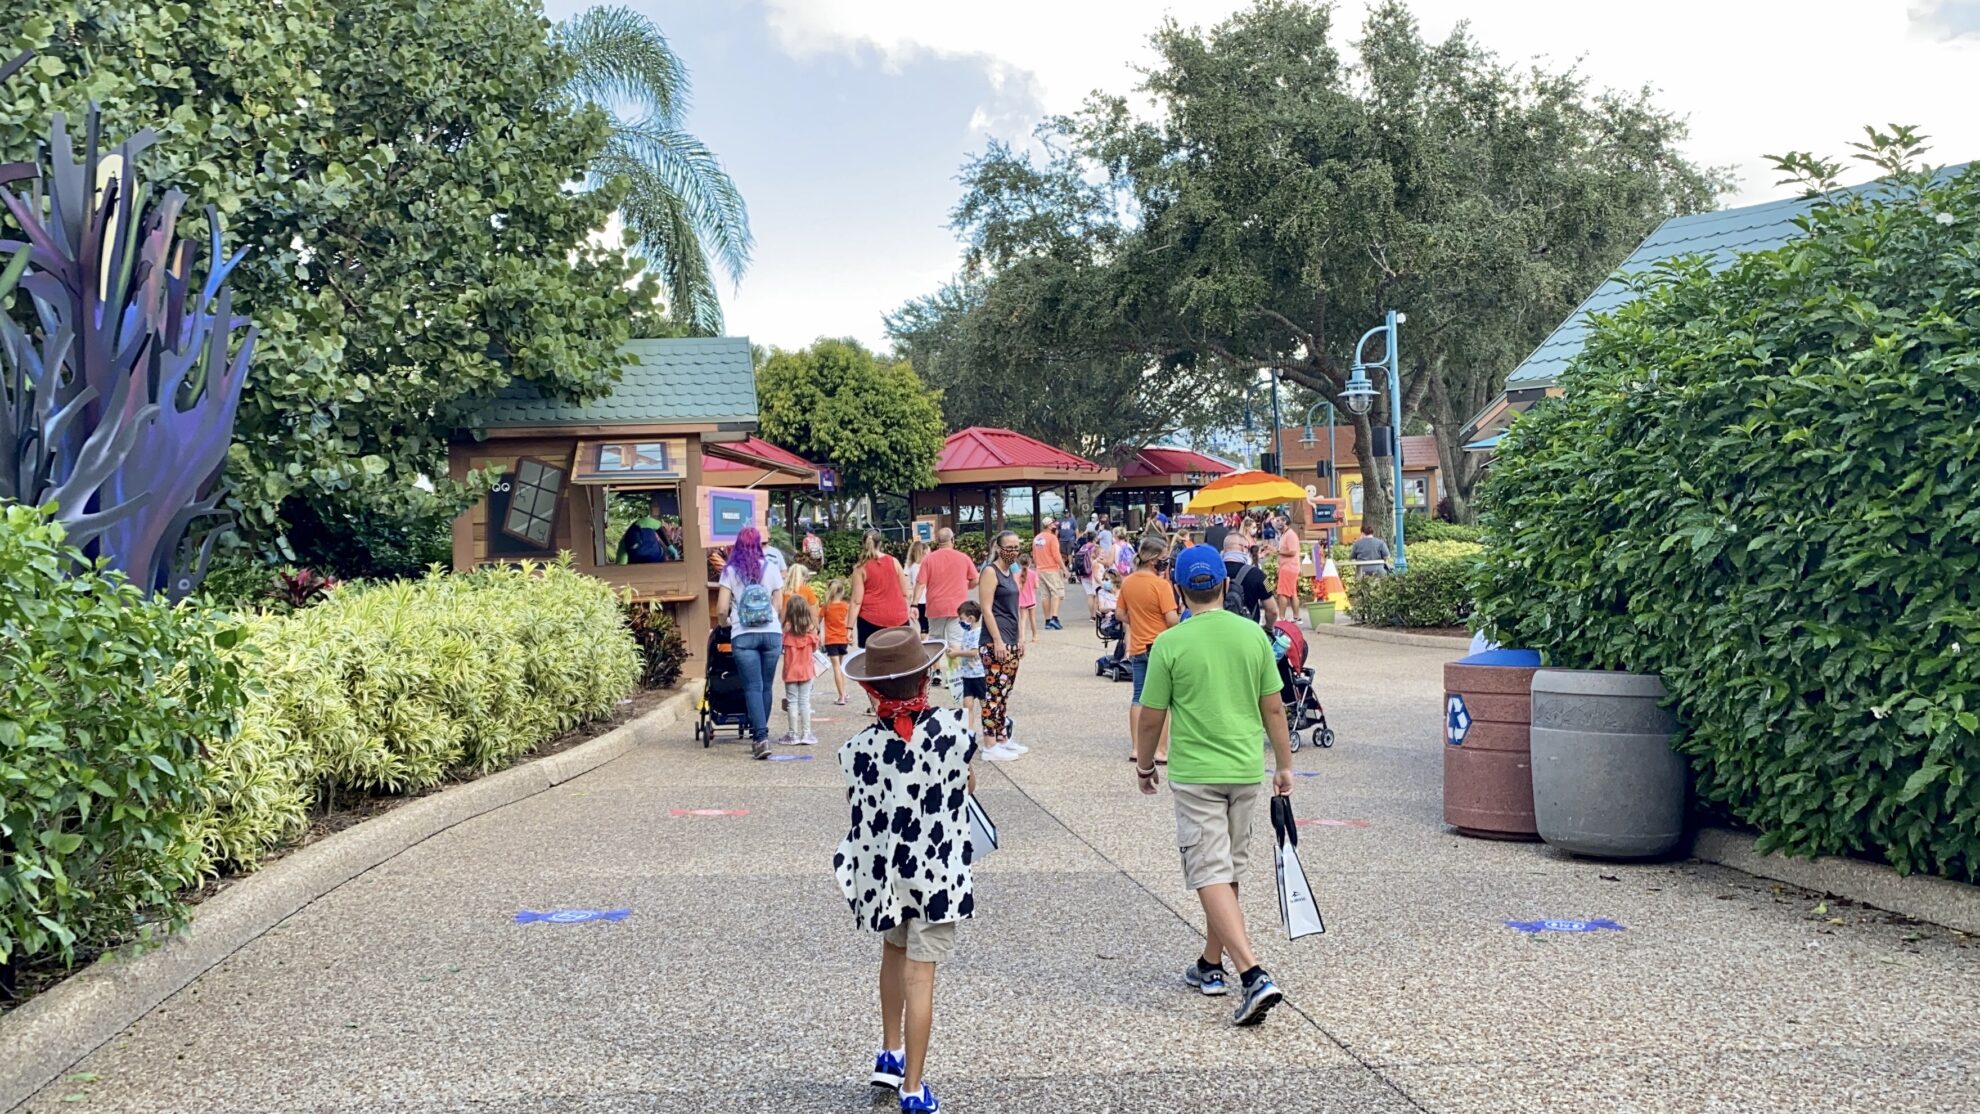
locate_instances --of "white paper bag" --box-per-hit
[966,793,998,859]
[1271,795,1325,940]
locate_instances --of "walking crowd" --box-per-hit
[713,508,1317,1113]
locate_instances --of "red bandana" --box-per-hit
[873,694,931,741]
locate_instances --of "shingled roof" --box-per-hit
[480,337,757,430]
[1504,167,1967,392]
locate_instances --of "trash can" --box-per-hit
[1443,648,1542,840]
[1530,669,1686,859]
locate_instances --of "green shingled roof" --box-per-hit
[1503,167,1967,392]
[480,337,758,429]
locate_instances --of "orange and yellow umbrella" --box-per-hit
[1183,470,1310,515]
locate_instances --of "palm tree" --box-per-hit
[557,6,752,334]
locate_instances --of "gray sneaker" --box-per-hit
[1232,972,1284,1025]
[1184,962,1228,997]
[750,738,771,760]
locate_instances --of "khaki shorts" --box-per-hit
[1172,780,1267,890]
[883,918,958,964]
[1038,569,1066,601]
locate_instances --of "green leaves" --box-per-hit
[756,340,945,501]
[1476,153,1980,882]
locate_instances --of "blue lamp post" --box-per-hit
[1343,310,1407,574]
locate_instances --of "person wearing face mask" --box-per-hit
[975,530,1029,761]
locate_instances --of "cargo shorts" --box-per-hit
[1038,569,1067,601]
[882,918,958,964]
[1172,780,1266,891]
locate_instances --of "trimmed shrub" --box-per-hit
[193,561,640,871]
[1346,541,1482,628]
[1474,154,1980,880]
[0,507,248,968]
[1404,515,1484,544]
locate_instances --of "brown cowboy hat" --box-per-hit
[842,626,945,682]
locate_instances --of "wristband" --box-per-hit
[1136,766,1158,778]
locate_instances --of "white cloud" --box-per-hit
[760,0,1980,203]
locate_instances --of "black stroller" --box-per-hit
[1094,610,1132,682]
[694,626,752,746]
[1274,621,1335,751]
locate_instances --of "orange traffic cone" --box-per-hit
[1319,556,1349,610]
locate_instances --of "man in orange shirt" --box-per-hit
[1117,535,1181,761]
[1032,516,1068,630]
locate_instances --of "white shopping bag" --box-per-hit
[1271,795,1325,940]
[966,793,999,859]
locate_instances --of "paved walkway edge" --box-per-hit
[0,682,703,1113]
[1309,622,1472,649]
[1691,826,1980,934]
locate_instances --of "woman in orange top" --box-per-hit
[787,563,821,612]
[821,579,852,705]
[1275,515,1302,621]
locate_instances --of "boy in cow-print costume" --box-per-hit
[833,627,978,1114]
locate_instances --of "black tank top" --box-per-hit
[990,562,1022,645]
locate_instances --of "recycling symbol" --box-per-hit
[1446,694,1471,746]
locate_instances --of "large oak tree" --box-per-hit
[922,0,1725,532]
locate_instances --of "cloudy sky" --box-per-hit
[543,0,1980,352]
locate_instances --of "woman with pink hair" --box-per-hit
[714,525,787,757]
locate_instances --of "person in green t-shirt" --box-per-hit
[1134,543,1296,1027]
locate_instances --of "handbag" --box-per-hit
[1270,795,1325,940]
[966,793,998,858]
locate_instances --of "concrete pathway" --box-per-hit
[19,598,1980,1112]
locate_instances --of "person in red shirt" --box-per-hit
[1032,516,1068,630]
[849,530,912,646]
[915,528,981,670]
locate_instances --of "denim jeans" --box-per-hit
[730,632,784,742]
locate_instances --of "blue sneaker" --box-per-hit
[870,1049,904,1089]
[1232,972,1284,1026]
[900,1081,940,1112]
[1183,962,1228,996]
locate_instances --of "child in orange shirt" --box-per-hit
[781,595,821,745]
[822,579,852,705]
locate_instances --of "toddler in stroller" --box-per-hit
[1271,620,1334,751]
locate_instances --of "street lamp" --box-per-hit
[1346,310,1407,573]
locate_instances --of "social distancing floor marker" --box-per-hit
[669,808,750,817]
[766,754,813,762]
[514,909,630,925]
[1297,818,1371,828]
[1504,918,1625,934]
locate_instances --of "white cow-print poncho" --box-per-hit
[833,707,978,931]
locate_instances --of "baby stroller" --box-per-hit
[694,626,752,746]
[1094,610,1133,682]
[1273,620,1334,752]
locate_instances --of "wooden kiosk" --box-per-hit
[449,337,788,663]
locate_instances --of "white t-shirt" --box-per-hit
[906,561,925,605]
[719,560,786,636]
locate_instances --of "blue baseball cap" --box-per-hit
[1173,544,1227,591]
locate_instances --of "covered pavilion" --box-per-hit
[908,426,1115,537]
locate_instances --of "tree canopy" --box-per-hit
[755,339,945,503]
[918,0,1725,531]
[4,0,660,565]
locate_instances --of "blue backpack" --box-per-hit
[738,581,775,627]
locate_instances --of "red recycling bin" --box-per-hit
[1443,649,1541,840]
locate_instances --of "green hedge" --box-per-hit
[1404,515,1483,544]
[1,508,249,968]
[197,561,639,874]
[1346,541,1483,628]
[1475,156,1980,881]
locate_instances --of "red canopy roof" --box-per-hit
[933,427,1112,483]
[1119,447,1233,481]
[700,436,817,484]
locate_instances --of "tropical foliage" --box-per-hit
[0,507,248,970]
[756,339,946,503]
[557,5,751,334]
[1474,133,1980,881]
[915,0,1724,532]
[3,1,658,565]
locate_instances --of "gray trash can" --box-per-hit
[1529,669,1686,859]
